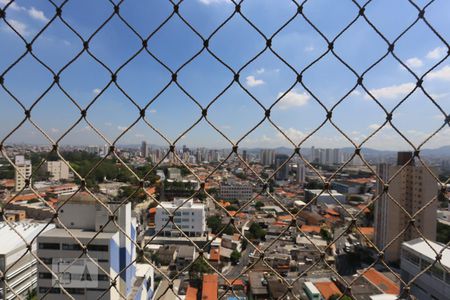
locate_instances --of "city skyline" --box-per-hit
[0,0,449,150]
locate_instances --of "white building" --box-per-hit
[36,194,140,300]
[219,182,253,201]
[400,238,450,300]
[0,222,55,300]
[155,198,206,237]
[41,161,69,181]
[304,189,347,205]
[14,156,31,192]
[167,168,182,181]
[296,162,306,184]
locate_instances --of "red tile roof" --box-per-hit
[314,281,342,300]
[300,225,321,234]
[362,268,400,295]
[209,248,220,262]
[202,274,218,300]
[186,286,198,300]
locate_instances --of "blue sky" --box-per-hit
[0,0,449,150]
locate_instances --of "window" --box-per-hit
[39,272,53,279]
[62,243,82,251]
[403,250,419,266]
[98,274,109,281]
[39,243,60,250]
[40,257,52,264]
[66,288,85,295]
[431,265,444,280]
[87,244,108,252]
[39,287,60,294]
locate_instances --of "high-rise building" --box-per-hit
[310,146,316,163]
[220,182,253,201]
[14,155,32,192]
[325,148,333,165]
[242,150,247,162]
[333,148,342,165]
[274,154,289,181]
[374,152,438,262]
[41,160,70,181]
[141,141,148,158]
[296,161,306,184]
[260,149,275,166]
[37,194,141,299]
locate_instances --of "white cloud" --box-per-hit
[368,124,381,130]
[50,128,60,133]
[279,127,306,142]
[198,0,230,4]
[427,65,450,81]
[349,90,362,97]
[277,90,310,109]
[117,126,127,131]
[149,109,157,114]
[93,88,101,95]
[304,45,315,52]
[5,19,29,36]
[135,133,145,138]
[28,7,49,22]
[404,57,423,69]
[0,0,25,11]
[104,122,112,127]
[426,46,447,60]
[364,82,415,100]
[245,75,265,87]
[256,68,265,74]
[429,92,449,100]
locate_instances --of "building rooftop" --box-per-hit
[202,273,218,300]
[0,222,55,255]
[185,286,198,300]
[314,281,341,300]
[159,198,205,209]
[360,268,399,296]
[403,238,450,268]
[305,189,344,196]
[38,228,117,239]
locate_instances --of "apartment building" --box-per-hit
[155,198,206,237]
[14,156,31,192]
[375,152,438,262]
[401,238,450,300]
[260,149,275,166]
[0,222,55,300]
[36,194,139,300]
[219,182,253,201]
[274,154,289,181]
[41,161,70,181]
[296,162,306,184]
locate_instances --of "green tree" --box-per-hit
[189,257,212,280]
[247,223,266,240]
[226,205,239,211]
[254,201,264,210]
[230,250,241,265]
[437,222,450,244]
[320,227,332,243]
[207,216,222,234]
